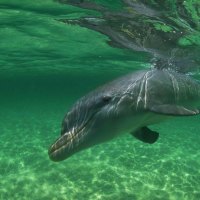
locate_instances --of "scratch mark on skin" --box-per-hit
[137,71,151,109]
[136,76,145,109]
[144,71,151,108]
[168,71,180,102]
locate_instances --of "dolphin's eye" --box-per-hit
[102,95,112,103]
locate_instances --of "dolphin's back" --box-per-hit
[144,70,200,107]
[89,69,200,112]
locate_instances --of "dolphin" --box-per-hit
[48,69,200,161]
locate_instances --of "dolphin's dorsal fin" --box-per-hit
[130,127,159,144]
[149,104,200,116]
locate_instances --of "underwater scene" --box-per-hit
[0,0,200,199]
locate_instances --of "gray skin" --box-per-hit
[48,69,200,161]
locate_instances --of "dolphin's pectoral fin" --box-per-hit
[130,127,159,144]
[149,104,200,116]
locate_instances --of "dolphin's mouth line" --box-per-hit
[48,111,98,158]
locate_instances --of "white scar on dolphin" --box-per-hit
[48,69,200,161]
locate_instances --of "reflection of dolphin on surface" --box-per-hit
[57,0,200,72]
[48,69,200,161]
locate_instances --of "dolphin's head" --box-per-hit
[48,84,136,161]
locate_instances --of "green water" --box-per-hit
[0,1,200,200]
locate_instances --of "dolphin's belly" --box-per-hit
[90,111,169,144]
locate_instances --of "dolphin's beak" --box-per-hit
[48,132,80,161]
[48,126,91,161]
[49,131,86,161]
[49,112,98,161]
